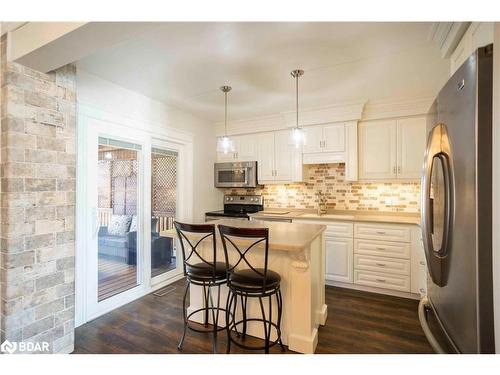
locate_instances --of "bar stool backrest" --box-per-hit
[174,221,217,279]
[218,225,270,292]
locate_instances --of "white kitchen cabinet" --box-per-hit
[397,117,427,179]
[450,22,493,75]
[359,117,426,180]
[257,130,301,184]
[257,132,276,181]
[411,226,427,296]
[294,218,424,298]
[217,134,258,162]
[323,124,345,153]
[325,236,353,283]
[303,123,345,155]
[301,121,358,181]
[358,119,397,179]
[303,126,324,154]
[274,130,293,181]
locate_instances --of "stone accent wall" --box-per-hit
[1,35,76,353]
[226,163,421,213]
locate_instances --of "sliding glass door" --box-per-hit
[79,116,187,323]
[97,138,141,302]
[150,144,182,284]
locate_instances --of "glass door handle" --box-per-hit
[92,207,100,239]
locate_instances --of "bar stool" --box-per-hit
[218,225,285,354]
[174,222,230,353]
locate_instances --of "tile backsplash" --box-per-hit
[225,164,421,213]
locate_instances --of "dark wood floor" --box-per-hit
[74,278,433,354]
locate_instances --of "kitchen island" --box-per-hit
[187,219,327,354]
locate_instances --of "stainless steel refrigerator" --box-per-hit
[418,44,495,354]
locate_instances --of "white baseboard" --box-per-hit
[327,280,421,300]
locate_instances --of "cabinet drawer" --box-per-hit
[354,254,410,276]
[354,223,410,242]
[325,222,353,238]
[354,239,410,259]
[354,270,410,292]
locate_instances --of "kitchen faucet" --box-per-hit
[317,190,327,216]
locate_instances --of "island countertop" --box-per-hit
[211,218,326,252]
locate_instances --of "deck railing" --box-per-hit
[97,208,175,232]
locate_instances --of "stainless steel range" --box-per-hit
[205,195,264,222]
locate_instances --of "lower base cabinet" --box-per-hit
[354,269,411,292]
[325,236,353,283]
[295,219,427,298]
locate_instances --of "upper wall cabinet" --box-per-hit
[358,117,426,180]
[216,133,258,162]
[257,130,303,184]
[450,22,493,75]
[302,122,358,181]
[303,123,345,154]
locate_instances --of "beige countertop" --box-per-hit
[248,209,421,225]
[211,218,326,252]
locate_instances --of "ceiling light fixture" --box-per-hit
[290,69,306,149]
[216,85,235,154]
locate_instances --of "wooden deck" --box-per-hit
[98,258,137,301]
[98,257,177,301]
[76,278,434,354]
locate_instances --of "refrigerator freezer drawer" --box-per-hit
[354,270,411,292]
[354,239,410,259]
[354,254,410,276]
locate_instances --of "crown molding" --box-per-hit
[428,22,470,58]
[214,96,434,136]
[214,113,285,136]
[215,101,366,136]
[361,96,434,122]
[281,100,366,128]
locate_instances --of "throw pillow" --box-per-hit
[129,215,138,232]
[108,215,132,236]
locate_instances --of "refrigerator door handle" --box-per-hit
[418,296,446,354]
[421,123,455,286]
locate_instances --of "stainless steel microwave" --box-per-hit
[214,161,258,188]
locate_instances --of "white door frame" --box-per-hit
[492,23,500,353]
[75,104,193,326]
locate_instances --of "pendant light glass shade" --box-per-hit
[216,135,235,154]
[289,69,306,149]
[290,127,306,149]
[216,85,235,154]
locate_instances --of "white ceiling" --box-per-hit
[77,22,450,123]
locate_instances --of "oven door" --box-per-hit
[214,162,257,188]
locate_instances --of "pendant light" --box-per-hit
[216,85,235,154]
[289,69,306,149]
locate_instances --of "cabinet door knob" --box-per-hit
[375,247,386,250]
[393,166,396,174]
[419,288,426,293]
[398,166,401,174]
[375,263,386,267]
[375,278,386,283]
[419,260,426,266]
